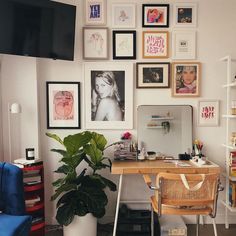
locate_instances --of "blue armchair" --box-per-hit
[0,162,32,236]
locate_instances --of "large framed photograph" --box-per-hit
[83,27,108,60]
[172,62,201,97]
[136,62,170,88]
[85,0,106,25]
[172,30,196,59]
[142,4,169,28]
[46,82,80,129]
[198,100,220,126]
[84,62,133,129]
[113,30,136,60]
[112,3,136,28]
[143,31,169,58]
[173,3,197,27]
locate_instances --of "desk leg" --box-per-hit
[113,174,123,236]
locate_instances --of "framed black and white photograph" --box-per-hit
[46,82,80,129]
[84,62,133,129]
[136,63,170,88]
[113,30,136,60]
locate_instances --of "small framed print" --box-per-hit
[172,62,201,97]
[198,100,220,126]
[83,27,108,60]
[46,82,80,129]
[142,4,169,28]
[142,31,169,58]
[136,62,170,89]
[173,3,197,27]
[113,30,136,60]
[172,30,196,59]
[85,0,106,25]
[112,3,136,28]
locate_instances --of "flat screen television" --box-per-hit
[0,0,76,60]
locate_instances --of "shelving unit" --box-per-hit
[146,116,174,129]
[221,55,236,229]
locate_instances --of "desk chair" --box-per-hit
[143,173,223,236]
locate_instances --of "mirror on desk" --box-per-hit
[137,105,193,159]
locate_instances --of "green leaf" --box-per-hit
[56,203,75,226]
[52,178,64,187]
[91,132,107,151]
[50,149,67,157]
[46,133,64,146]
[98,175,117,191]
[84,142,103,165]
[56,190,77,208]
[51,183,77,201]
[54,165,71,174]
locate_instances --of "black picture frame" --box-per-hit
[113,30,136,60]
[46,82,81,129]
[142,4,169,28]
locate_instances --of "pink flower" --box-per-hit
[121,132,132,140]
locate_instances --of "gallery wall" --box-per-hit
[1,0,236,224]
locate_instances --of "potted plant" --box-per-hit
[46,131,117,236]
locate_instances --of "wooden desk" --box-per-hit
[111,160,220,236]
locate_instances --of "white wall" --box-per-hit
[1,0,236,224]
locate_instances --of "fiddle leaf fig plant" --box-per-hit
[46,131,116,226]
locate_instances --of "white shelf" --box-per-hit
[151,116,174,120]
[222,115,236,118]
[221,200,236,212]
[222,82,236,88]
[220,55,236,62]
[146,126,163,129]
[222,144,236,150]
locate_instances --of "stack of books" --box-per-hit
[229,152,236,177]
[229,181,236,207]
[14,158,42,168]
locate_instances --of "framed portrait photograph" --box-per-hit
[142,4,169,28]
[172,62,201,97]
[46,82,80,129]
[172,30,196,59]
[112,3,136,28]
[198,100,220,126]
[84,62,133,129]
[85,0,106,25]
[142,31,169,58]
[83,27,108,60]
[173,3,197,27]
[136,62,170,88]
[113,30,136,60]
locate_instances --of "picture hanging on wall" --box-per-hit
[198,100,220,126]
[172,62,201,97]
[142,31,169,58]
[136,62,170,88]
[113,30,136,60]
[85,0,106,25]
[112,3,136,28]
[173,3,197,27]
[142,4,169,28]
[172,30,196,59]
[83,27,108,60]
[46,82,80,129]
[84,62,133,129]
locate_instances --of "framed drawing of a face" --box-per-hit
[84,62,133,129]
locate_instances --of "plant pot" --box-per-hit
[63,213,97,236]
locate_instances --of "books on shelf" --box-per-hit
[14,158,42,166]
[229,181,236,207]
[25,195,41,207]
[24,175,42,184]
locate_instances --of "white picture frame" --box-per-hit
[173,3,197,27]
[111,3,136,28]
[172,30,196,59]
[84,62,133,129]
[198,100,220,126]
[85,0,106,25]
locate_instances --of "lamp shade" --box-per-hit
[10,103,22,114]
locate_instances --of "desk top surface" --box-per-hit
[111,160,220,175]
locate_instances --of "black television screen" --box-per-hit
[0,0,76,60]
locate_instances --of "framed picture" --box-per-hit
[84,62,133,129]
[83,27,108,60]
[142,31,169,58]
[85,0,106,25]
[142,4,169,28]
[172,30,196,59]
[113,30,136,60]
[112,3,136,28]
[136,62,170,88]
[173,3,197,27]
[172,62,201,97]
[198,100,220,126]
[46,82,80,129]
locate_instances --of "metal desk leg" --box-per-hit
[113,174,123,236]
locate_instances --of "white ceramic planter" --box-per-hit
[63,213,97,236]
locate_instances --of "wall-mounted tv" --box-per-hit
[0,0,76,61]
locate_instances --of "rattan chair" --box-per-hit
[143,172,223,236]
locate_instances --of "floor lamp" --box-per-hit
[8,103,22,163]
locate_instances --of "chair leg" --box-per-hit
[196,215,200,236]
[212,218,218,236]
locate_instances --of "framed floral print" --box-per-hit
[46,82,80,129]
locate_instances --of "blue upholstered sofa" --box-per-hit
[0,162,32,236]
